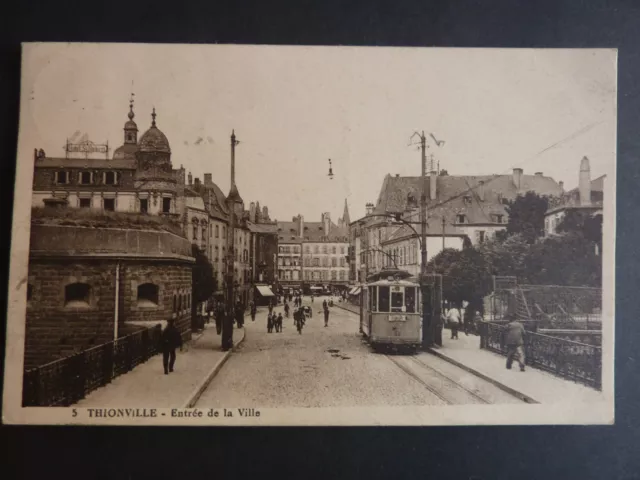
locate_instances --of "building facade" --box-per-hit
[352,168,564,279]
[277,208,350,292]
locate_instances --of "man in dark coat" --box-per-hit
[161,318,183,375]
[214,303,225,335]
[505,317,526,371]
[323,305,330,327]
[235,301,244,328]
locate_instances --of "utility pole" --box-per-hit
[442,216,446,252]
[411,130,433,348]
[222,130,241,351]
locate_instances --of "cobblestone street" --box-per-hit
[196,297,525,407]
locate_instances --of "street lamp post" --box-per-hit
[222,130,242,351]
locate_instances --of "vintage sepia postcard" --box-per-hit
[3,43,616,425]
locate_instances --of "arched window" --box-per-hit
[65,283,90,308]
[137,283,159,307]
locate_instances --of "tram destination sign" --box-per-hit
[66,140,108,154]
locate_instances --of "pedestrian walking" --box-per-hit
[505,317,526,372]
[214,304,225,335]
[324,306,330,327]
[161,318,183,375]
[284,302,290,318]
[235,301,244,328]
[294,309,304,334]
[276,313,283,333]
[434,310,444,347]
[268,300,274,315]
[447,306,461,339]
[250,301,257,322]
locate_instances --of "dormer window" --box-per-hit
[55,171,69,184]
[463,195,472,205]
[79,171,93,185]
[104,171,119,185]
[456,214,466,224]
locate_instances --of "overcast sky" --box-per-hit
[18,44,616,221]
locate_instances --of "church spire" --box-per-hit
[342,198,351,226]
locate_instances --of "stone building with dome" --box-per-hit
[30,100,275,312]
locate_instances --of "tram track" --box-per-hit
[385,353,525,405]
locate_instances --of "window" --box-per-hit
[215,225,219,238]
[103,198,115,211]
[305,246,310,253]
[339,271,345,280]
[139,198,148,213]
[340,258,345,267]
[202,227,207,242]
[162,197,171,213]
[79,198,91,208]
[476,230,486,244]
[332,246,337,254]
[314,246,319,254]
[137,283,159,307]
[463,195,472,205]
[495,214,504,224]
[56,171,69,184]
[313,258,319,267]
[192,224,198,240]
[80,171,92,185]
[370,287,378,312]
[456,214,466,224]
[331,258,337,267]
[405,287,417,313]
[391,288,404,313]
[222,226,226,238]
[65,283,90,308]
[341,246,345,254]
[378,286,390,312]
[323,245,328,254]
[104,171,118,185]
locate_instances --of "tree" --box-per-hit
[191,245,217,316]
[557,210,603,253]
[439,169,449,176]
[427,247,492,311]
[505,192,549,244]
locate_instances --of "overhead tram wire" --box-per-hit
[408,120,604,215]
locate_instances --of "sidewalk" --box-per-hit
[429,332,605,404]
[76,321,246,409]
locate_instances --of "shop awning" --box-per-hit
[350,287,361,296]
[348,287,357,295]
[256,285,275,297]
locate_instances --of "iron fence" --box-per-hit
[479,322,602,390]
[22,325,162,407]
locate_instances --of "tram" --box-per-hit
[360,268,422,350]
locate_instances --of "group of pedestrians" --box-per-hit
[267,312,283,333]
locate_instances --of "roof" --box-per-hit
[247,222,278,234]
[547,175,605,213]
[276,219,349,242]
[356,172,563,230]
[113,142,138,160]
[34,156,136,169]
[138,117,171,154]
[201,182,230,221]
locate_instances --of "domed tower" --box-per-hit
[134,108,177,216]
[113,98,139,160]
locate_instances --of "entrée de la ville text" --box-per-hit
[80,408,260,418]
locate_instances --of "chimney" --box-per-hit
[263,206,269,220]
[478,180,485,202]
[559,180,564,191]
[188,172,193,185]
[203,173,212,186]
[395,174,400,177]
[323,212,330,236]
[579,156,592,206]
[512,168,523,190]
[194,177,201,191]
[429,170,437,201]
[34,148,38,161]
[249,202,256,222]
[299,215,304,237]
[365,203,373,216]
[535,172,543,177]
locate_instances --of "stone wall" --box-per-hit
[25,258,192,369]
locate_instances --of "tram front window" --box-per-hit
[405,287,417,313]
[378,286,390,312]
[391,289,404,313]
